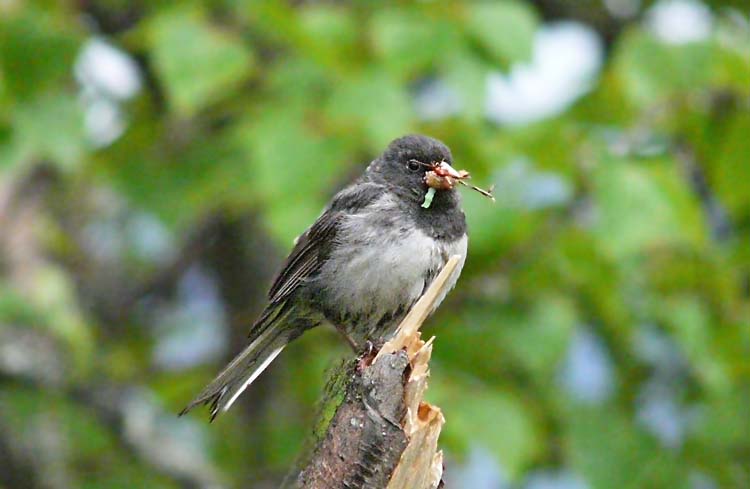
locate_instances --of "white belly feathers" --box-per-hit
[316,194,467,325]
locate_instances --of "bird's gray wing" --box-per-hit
[252,181,385,338]
[181,182,386,420]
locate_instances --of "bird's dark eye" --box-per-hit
[406,159,422,172]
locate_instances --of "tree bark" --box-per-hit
[282,256,461,489]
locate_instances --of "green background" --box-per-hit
[0,1,748,488]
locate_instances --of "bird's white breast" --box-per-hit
[317,194,467,334]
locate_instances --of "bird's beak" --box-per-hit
[425,161,468,190]
[436,161,463,179]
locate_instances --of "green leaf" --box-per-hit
[0,9,81,101]
[298,4,358,63]
[11,93,86,170]
[613,17,749,108]
[592,156,706,258]
[503,296,578,377]
[432,380,541,476]
[240,103,351,243]
[462,192,543,262]
[464,1,538,64]
[614,30,714,107]
[566,406,687,487]
[325,70,412,150]
[148,8,254,115]
[710,111,750,219]
[657,296,730,392]
[26,266,94,376]
[370,8,460,77]
[694,389,750,449]
[712,14,750,92]
[265,55,330,105]
[435,295,576,383]
[96,120,254,226]
[443,46,491,119]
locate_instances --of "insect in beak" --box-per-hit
[424,161,470,190]
[420,160,495,209]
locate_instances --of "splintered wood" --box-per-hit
[379,255,461,489]
[286,256,460,489]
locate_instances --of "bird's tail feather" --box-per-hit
[180,312,289,421]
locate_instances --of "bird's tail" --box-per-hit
[180,311,290,421]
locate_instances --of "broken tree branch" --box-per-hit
[282,256,461,489]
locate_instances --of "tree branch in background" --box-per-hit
[283,256,461,489]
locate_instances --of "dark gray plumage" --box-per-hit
[181,135,468,420]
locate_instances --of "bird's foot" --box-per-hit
[357,340,379,370]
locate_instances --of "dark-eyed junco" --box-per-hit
[182,135,468,420]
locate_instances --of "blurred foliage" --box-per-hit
[1,0,749,488]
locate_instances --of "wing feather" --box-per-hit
[265,181,385,306]
[266,213,340,303]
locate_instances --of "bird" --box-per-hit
[181,134,468,420]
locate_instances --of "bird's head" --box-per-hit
[368,134,465,208]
